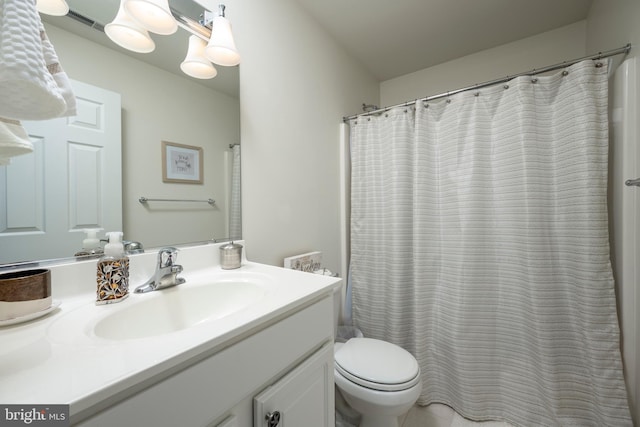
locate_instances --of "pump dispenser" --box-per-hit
[96,231,130,304]
[74,229,103,256]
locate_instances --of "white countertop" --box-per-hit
[0,242,341,417]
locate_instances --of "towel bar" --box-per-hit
[139,197,215,205]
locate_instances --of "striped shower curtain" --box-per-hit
[229,144,241,239]
[349,60,632,425]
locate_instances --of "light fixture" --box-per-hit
[124,0,178,35]
[64,2,240,80]
[105,0,155,53]
[180,35,218,79]
[204,5,241,67]
[36,0,69,16]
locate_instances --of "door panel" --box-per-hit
[0,80,121,263]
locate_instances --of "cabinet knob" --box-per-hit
[265,411,281,427]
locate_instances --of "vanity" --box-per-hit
[0,242,341,426]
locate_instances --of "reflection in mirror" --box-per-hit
[0,0,240,266]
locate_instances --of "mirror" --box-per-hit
[0,0,240,266]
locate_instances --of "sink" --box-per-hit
[93,279,267,340]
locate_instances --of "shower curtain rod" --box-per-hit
[343,43,631,122]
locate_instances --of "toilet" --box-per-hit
[334,337,422,427]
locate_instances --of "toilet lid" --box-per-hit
[334,338,421,392]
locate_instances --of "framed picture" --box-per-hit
[162,141,203,184]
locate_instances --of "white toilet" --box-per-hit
[334,337,422,427]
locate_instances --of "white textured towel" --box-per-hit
[0,117,33,165]
[0,0,67,120]
[40,21,76,116]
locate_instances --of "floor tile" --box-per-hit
[401,404,516,427]
[402,404,454,427]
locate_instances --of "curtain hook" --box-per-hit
[562,70,569,76]
[531,77,538,84]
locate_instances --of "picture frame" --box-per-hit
[162,141,203,184]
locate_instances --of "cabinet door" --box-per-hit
[254,342,334,427]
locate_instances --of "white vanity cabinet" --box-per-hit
[74,295,335,427]
[253,342,334,427]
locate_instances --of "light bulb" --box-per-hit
[204,15,240,67]
[36,0,69,16]
[124,0,178,35]
[181,36,218,79]
[105,1,155,53]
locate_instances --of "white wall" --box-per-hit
[195,0,379,269]
[586,1,640,423]
[44,23,240,249]
[381,21,586,106]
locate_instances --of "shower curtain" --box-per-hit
[349,60,632,426]
[229,144,241,239]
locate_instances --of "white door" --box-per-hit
[254,343,334,427]
[0,80,121,263]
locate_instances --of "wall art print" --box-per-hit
[162,140,203,184]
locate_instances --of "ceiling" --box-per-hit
[293,0,594,81]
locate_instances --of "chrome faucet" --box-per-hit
[135,247,185,293]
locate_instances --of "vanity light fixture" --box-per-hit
[204,5,241,67]
[180,35,218,79]
[42,1,240,80]
[124,0,178,36]
[105,0,156,53]
[36,0,69,16]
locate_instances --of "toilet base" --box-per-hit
[337,384,415,427]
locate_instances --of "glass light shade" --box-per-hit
[180,36,218,79]
[204,16,241,67]
[105,2,155,54]
[36,0,69,16]
[124,0,178,35]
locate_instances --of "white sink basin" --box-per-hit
[94,280,267,340]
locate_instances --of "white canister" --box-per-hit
[220,241,243,269]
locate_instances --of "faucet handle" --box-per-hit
[157,247,179,268]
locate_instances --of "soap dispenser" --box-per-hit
[75,228,103,257]
[96,231,129,305]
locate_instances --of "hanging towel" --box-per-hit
[40,21,76,116]
[0,117,33,165]
[0,0,67,120]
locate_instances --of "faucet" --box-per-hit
[135,247,185,293]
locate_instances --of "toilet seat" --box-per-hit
[334,338,421,392]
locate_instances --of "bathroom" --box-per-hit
[1,0,639,426]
